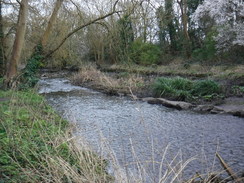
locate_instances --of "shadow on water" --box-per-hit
[38,78,244,181]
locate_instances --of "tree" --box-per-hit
[186,0,204,50]
[117,14,134,62]
[41,0,64,49]
[192,0,244,51]
[156,6,167,48]
[4,0,28,88]
[177,0,191,57]
[0,0,5,77]
[177,0,190,41]
[165,0,177,53]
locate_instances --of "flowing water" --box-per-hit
[38,77,244,181]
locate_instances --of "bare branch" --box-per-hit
[16,0,21,5]
[69,0,83,18]
[113,0,119,12]
[45,9,122,58]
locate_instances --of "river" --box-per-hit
[38,77,244,182]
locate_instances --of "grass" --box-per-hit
[71,65,239,101]
[153,77,222,101]
[153,77,193,100]
[231,85,244,96]
[71,65,146,96]
[103,63,244,80]
[0,82,239,183]
[0,89,111,182]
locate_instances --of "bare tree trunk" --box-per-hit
[182,0,190,41]
[0,0,5,77]
[177,0,190,41]
[177,0,191,57]
[5,0,28,88]
[41,0,64,48]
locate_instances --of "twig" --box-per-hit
[216,152,239,182]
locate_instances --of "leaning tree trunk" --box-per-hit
[4,0,28,88]
[0,1,6,77]
[41,0,64,48]
[18,0,64,89]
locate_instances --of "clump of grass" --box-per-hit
[191,80,221,97]
[153,77,193,100]
[153,77,222,101]
[0,90,111,182]
[71,66,145,95]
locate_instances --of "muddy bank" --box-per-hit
[39,69,244,117]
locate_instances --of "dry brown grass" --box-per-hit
[108,63,244,79]
[71,65,145,95]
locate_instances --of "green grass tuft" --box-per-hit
[191,80,221,96]
[153,77,222,101]
[153,77,193,100]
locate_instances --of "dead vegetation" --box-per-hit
[71,65,148,96]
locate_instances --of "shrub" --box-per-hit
[192,30,217,62]
[129,39,161,65]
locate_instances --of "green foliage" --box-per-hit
[192,30,217,61]
[191,80,221,96]
[118,15,134,48]
[19,45,44,89]
[0,90,110,182]
[130,39,161,65]
[117,14,134,62]
[220,46,244,64]
[0,91,65,182]
[153,77,222,101]
[153,77,193,100]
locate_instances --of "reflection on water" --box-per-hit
[38,78,244,180]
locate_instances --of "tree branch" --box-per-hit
[16,0,21,5]
[44,9,122,58]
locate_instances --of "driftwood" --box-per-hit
[216,152,242,182]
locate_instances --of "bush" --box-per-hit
[129,39,161,65]
[192,30,217,62]
[153,77,222,101]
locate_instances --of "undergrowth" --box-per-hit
[0,90,111,182]
[18,45,44,90]
[153,77,222,101]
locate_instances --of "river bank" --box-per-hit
[37,76,244,183]
[0,89,111,182]
[65,64,244,117]
[2,74,242,182]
